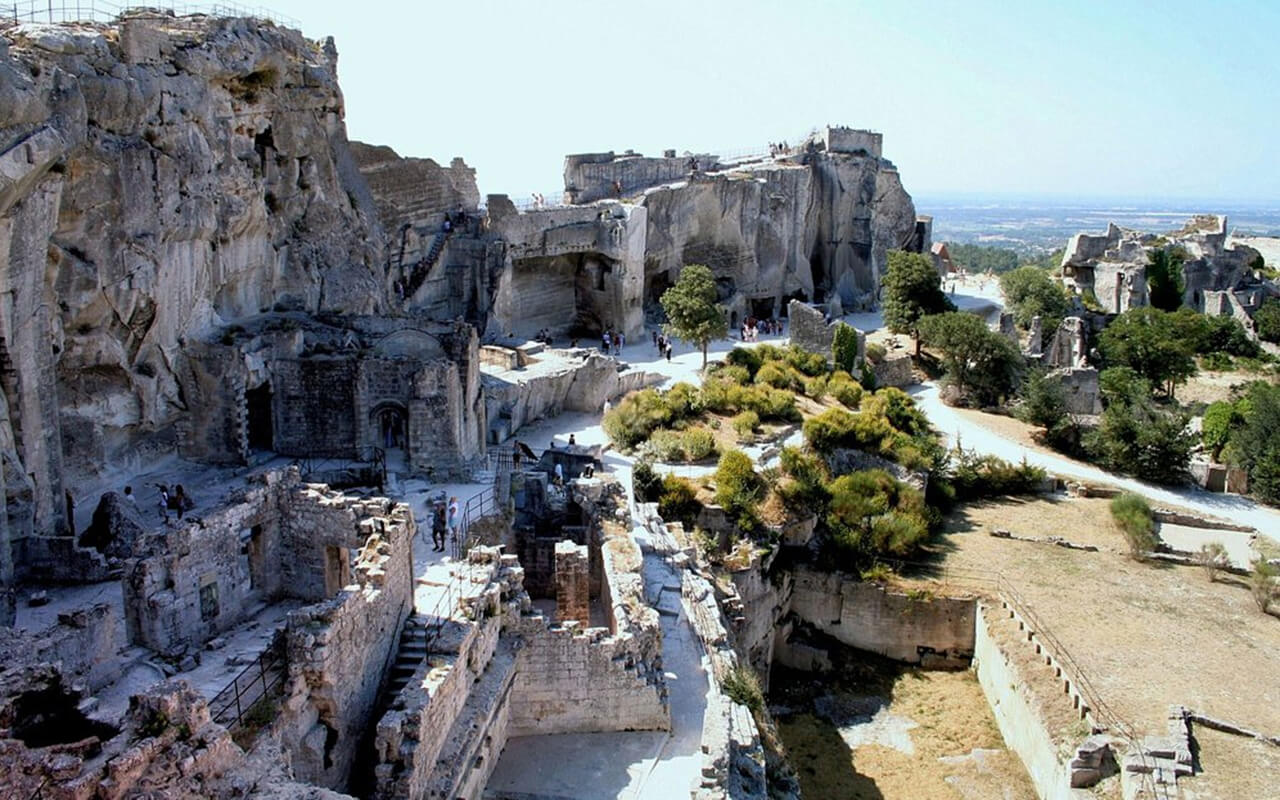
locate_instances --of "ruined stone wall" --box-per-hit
[371,549,520,800]
[0,16,391,548]
[273,357,361,457]
[564,151,717,204]
[349,141,479,231]
[822,126,883,157]
[281,495,414,790]
[0,601,123,690]
[787,569,976,667]
[488,202,647,340]
[123,468,393,655]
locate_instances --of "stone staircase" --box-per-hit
[404,229,452,299]
[384,614,432,697]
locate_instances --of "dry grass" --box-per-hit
[778,667,1036,800]
[928,495,1280,798]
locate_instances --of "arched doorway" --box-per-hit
[371,403,408,457]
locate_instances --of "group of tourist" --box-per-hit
[740,316,782,342]
[651,330,675,361]
[534,329,556,346]
[768,141,791,157]
[427,495,460,552]
[601,329,625,355]
[154,483,193,524]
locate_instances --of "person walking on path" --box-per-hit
[447,496,460,548]
[431,501,447,552]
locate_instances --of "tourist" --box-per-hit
[173,484,191,520]
[601,331,611,353]
[431,501,446,552]
[617,332,625,352]
[549,440,557,450]
[123,485,136,509]
[512,442,522,469]
[554,462,564,485]
[447,496,460,544]
[665,342,673,361]
[652,330,659,349]
[568,434,576,448]
[155,483,170,524]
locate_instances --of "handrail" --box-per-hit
[2,1,300,27]
[208,628,285,730]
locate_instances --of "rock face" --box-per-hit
[1,15,387,543]
[638,145,920,316]
[1061,215,1268,316]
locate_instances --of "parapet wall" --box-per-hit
[564,151,719,204]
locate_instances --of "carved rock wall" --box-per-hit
[0,16,388,545]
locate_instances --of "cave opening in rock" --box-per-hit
[11,681,119,749]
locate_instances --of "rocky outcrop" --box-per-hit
[0,15,387,541]
[1061,215,1268,315]
[640,147,919,315]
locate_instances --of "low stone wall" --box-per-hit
[787,569,975,667]
[973,603,1084,800]
[5,602,125,691]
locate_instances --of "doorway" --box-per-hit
[374,405,407,451]
[246,384,273,451]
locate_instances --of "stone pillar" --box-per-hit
[554,540,589,627]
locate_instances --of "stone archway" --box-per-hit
[370,402,408,454]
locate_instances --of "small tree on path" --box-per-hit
[661,264,728,368]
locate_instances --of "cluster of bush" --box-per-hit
[604,343,847,459]
[802,387,937,470]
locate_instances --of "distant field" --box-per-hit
[916,196,1280,256]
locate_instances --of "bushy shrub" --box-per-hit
[1083,369,1194,483]
[828,371,863,408]
[804,374,829,401]
[865,342,887,364]
[632,459,661,502]
[948,448,1045,500]
[665,381,703,419]
[681,427,717,461]
[777,446,830,513]
[826,470,930,562]
[802,408,859,453]
[1196,542,1229,583]
[868,388,929,436]
[646,429,686,462]
[1201,400,1240,461]
[721,664,764,713]
[602,388,672,448]
[1250,556,1278,613]
[1110,492,1156,558]
[726,347,763,377]
[755,362,794,390]
[715,449,764,524]
[731,410,760,440]
[658,475,700,526]
[784,345,829,377]
[832,322,860,374]
[713,364,752,386]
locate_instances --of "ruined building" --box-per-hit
[1061,214,1270,321]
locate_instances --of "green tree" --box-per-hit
[1146,248,1186,311]
[715,449,763,528]
[1228,381,1280,505]
[660,264,728,368]
[1082,368,1194,483]
[882,251,955,354]
[999,266,1070,333]
[1097,307,1195,398]
[1016,368,1081,453]
[832,322,860,374]
[1201,400,1242,462]
[1253,298,1280,344]
[917,312,1023,406]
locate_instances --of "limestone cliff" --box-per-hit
[0,14,386,538]
[620,147,919,316]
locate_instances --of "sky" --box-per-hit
[261,0,1280,204]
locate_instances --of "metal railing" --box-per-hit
[208,628,286,730]
[3,1,299,27]
[292,445,386,488]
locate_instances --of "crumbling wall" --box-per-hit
[563,151,718,204]
[349,142,478,231]
[280,495,414,790]
[787,569,976,668]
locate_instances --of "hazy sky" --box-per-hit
[264,0,1279,203]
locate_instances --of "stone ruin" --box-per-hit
[1037,316,1102,415]
[1060,214,1273,321]
[0,8,944,798]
